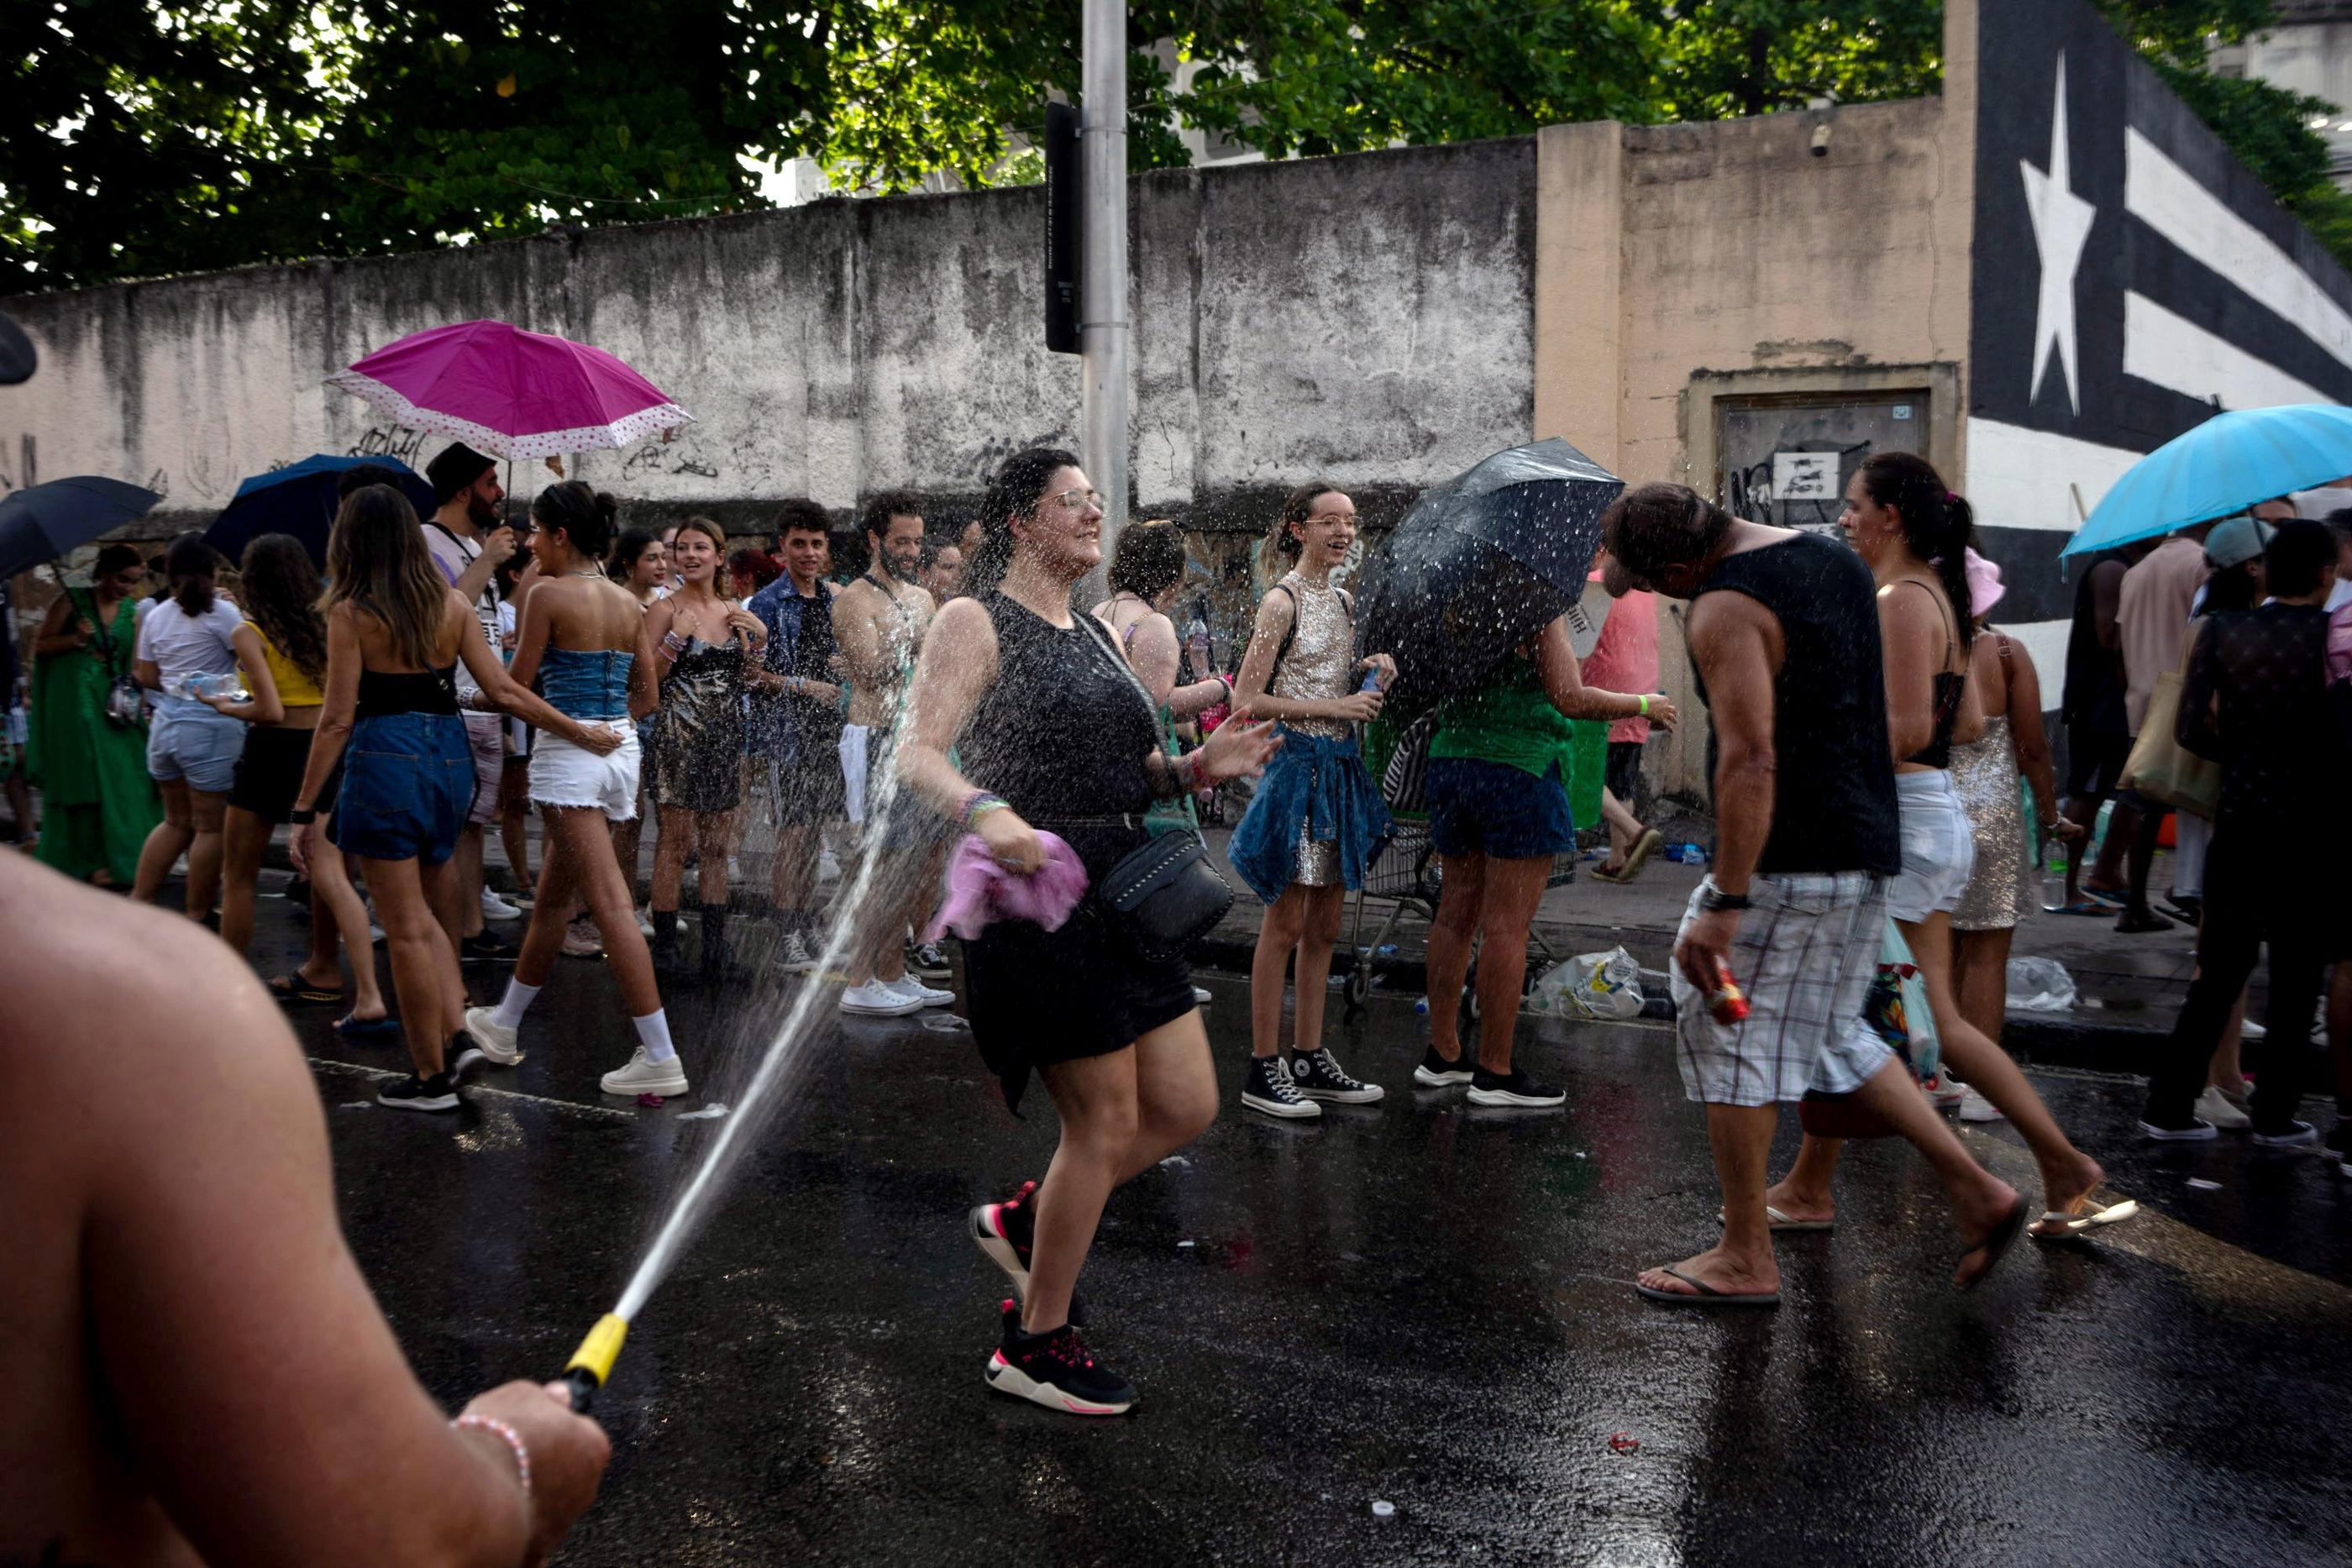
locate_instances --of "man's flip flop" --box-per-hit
[1714,1205,1834,1232]
[1635,1265,1780,1308]
[2031,1197,2139,1241]
[269,974,341,1006]
[333,1012,403,1041]
[1955,1194,2031,1293]
[2046,899,2113,916]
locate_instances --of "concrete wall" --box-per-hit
[1535,90,1976,796]
[2,140,1534,660]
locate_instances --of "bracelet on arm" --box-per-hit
[450,1413,533,1495]
[958,789,1010,831]
[288,807,316,826]
[1636,694,1650,716]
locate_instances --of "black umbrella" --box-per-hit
[1357,438,1625,702]
[0,475,162,581]
[0,312,34,385]
[206,453,436,568]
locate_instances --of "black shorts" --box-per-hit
[228,725,316,824]
[964,897,1196,1114]
[1604,738,1643,805]
[764,752,845,828]
[2064,719,2130,804]
[862,732,949,852]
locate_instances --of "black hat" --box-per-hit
[426,442,497,506]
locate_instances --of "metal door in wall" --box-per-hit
[1716,393,1930,533]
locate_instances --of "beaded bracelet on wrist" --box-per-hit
[451,1413,532,1494]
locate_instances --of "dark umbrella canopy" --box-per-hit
[0,475,162,581]
[205,454,436,568]
[1358,438,1625,702]
[0,312,34,385]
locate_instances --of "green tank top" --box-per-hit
[1429,655,1576,780]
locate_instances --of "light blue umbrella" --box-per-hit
[2064,402,2352,556]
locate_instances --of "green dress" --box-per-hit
[29,588,160,883]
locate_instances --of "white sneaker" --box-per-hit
[1923,1073,1966,1110]
[561,916,605,958]
[777,930,819,974]
[636,905,655,936]
[480,888,522,921]
[601,1048,688,1097]
[885,973,956,1009]
[2239,1019,2267,1041]
[460,1005,524,1067]
[1193,986,1213,1006]
[1957,1086,2005,1123]
[2194,1083,2254,1130]
[840,981,925,1017]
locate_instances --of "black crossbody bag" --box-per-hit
[1069,613,1235,965]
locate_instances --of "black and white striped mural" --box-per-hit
[1967,0,2352,700]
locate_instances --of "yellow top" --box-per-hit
[248,621,323,708]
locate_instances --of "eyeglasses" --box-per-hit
[1047,486,1103,512]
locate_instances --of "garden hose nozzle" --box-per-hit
[562,1313,629,1413]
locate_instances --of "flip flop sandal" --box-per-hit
[1589,864,1632,884]
[270,974,342,1006]
[1716,1204,1835,1233]
[2031,1197,2139,1241]
[2047,899,2113,916]
[2079,887,2127,908]
[333,1012,403,1041]
[1620,828,1664,883]
[1956,1194,2032,1292]
[1635,1264,1780,1308]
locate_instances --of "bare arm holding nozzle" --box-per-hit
[0,855,612,1567]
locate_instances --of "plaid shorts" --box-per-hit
[1670,872,1893,1107]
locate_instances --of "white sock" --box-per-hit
[491,978,541,1030]
[633,1009,677,1063]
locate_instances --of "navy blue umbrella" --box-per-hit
[205,454,436,567]
[1357,438,1625,702]
[0,475,162,580]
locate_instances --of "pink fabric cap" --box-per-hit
[1963,547,2005,619]
[927,830,1092,942]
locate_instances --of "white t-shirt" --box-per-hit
[2327,577,2351,614]
[422,521,500,694]
[135,596,244,690]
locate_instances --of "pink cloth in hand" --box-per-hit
[927,831,1091,941]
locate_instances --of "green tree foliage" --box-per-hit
[9,0,2352,289]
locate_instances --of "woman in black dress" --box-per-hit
[900,448,1279,1416]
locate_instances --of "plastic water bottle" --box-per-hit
[1185,615,1211,680]
[176,672,249,703]
[1359,669,1383,693]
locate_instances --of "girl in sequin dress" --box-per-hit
[1230,484,1394,1120]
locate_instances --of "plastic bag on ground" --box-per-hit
[1526,946,1644,1021]
[2007,956,2076,1012]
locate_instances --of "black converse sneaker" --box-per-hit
[1289,1046,1384,1104]
[1412,1043,1476,1087]
[378,1071,461,1112]
[1241,1054,1321,1119]
[969,1181,1087,1325]
[1467,1065,1567,1108]
[906,941,952,981]
[984,1301,1137,1416]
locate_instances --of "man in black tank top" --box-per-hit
[1602,485,2026,1306]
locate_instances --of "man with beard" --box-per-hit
[420,442,520,961]
[831,492,951,1016]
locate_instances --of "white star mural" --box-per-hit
[2020,53,2097,415]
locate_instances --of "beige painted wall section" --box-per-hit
[1535,76,1976,799]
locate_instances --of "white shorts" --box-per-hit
[1670,871,1893,1107]
[1886,770,1976,923]
[840,723,870,825]
[529,726,640,821]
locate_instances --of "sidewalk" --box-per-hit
[1193,826,2212,1073]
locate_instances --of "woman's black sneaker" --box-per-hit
[984,1301,1136,1416]
[460,930,517,962]
[969,1180,1085,1325]
[378,1072,460,1112]
[1290,1046,1384,1103]
[1241,1055,1321,1119]
[1413,1044,1475,1087]
[1467,1066,1566,1108]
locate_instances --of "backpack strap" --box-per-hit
[1267,581,1299,677]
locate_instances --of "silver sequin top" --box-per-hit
[1950,713,2028,930]
[1269,574,1354,741]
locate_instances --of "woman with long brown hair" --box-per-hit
[202,533,395,1037]
[29,543,160,884]
[642,516,765,978]
[287,485,622,1112]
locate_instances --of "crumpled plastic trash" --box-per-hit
[1525,947,1644,1020]
[2006,955,2077,1012]
[675,1103,728,1121]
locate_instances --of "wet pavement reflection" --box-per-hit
[281,926,2352,1565]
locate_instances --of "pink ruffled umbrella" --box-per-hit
[325,320,692,460]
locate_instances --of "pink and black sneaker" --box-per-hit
[984,1300,1137,1416]
[970,1180,1087,1324]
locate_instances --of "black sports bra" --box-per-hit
[355,663,460,719]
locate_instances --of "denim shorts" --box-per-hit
[147,696,246,794]
[1886,769,1976,923]
[329,712,473,866]
[1426,757,1578,861]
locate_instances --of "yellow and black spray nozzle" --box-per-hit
[562,1313,629,1413]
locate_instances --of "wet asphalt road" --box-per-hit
[258,901,2352,1566]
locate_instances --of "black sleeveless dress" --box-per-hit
[958,591,1195,1109]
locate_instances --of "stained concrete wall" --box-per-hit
[1535,89,1976,798]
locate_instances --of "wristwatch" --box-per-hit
[1696,878,1750,913]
